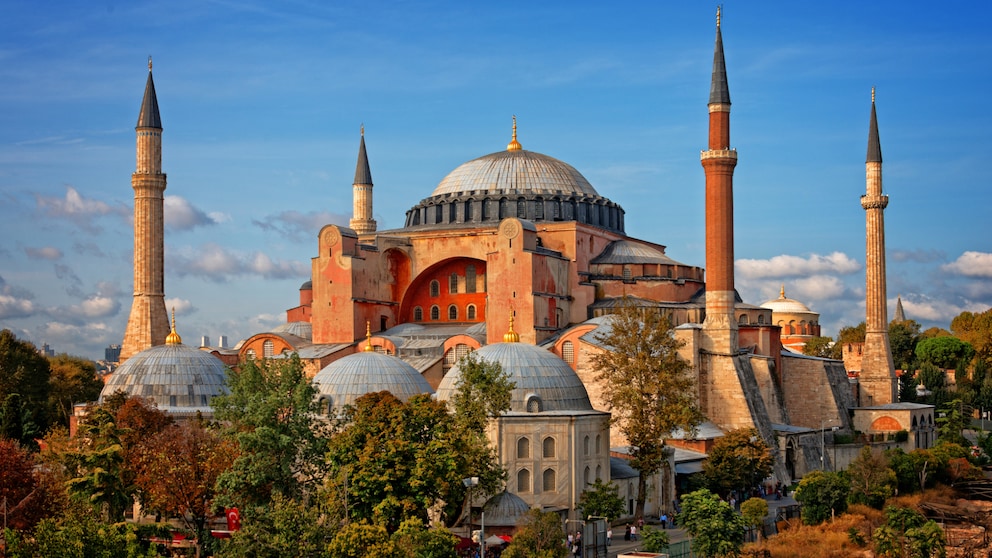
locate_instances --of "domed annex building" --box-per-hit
[100,317,228,419]
[760,286,821,353]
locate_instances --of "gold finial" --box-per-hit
[780,285,786,299]
[716,5,721,28]
[148,56,153,72]
[363,321,374,352]
[360,123,364,136]
[871,86,875,104]
[507,115,522,151]
[503,312,520,343]
[165,307,182,345]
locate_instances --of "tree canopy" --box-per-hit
[0,329,52,443]
[46,353,103,428]
[915,336,974,369]
[591,301,704,518]
[951,307,992,366]
[677,488,746,558]
[702,427,773,498]
[794,470,850,525]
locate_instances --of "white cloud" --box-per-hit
[252,210,349,242]
[35,186,128,232]
[25,246,63,260]
[941,251,992,278]
[736,252,861,279]
[0,276,37,319]
[168,243,310,281]
[164,195,223,230]
[165,298,196,316]
[65,295,120,320]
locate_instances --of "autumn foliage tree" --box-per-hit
[702,427,773,498]
[591,301,704,519]
[501,509,568,558]
[0,438,62,531]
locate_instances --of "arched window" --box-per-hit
[542,468,556,493]
[449,203,457,222]
[534,199,544,219]
[448,305,458,320]
[449,273,458,294]
[467,304,477,320]
[263,340,274,358]
[583,435,590,456]
[430,280,440,297]
[517,199,527,218]
[413,307,423,321]
[543,437,556,458]
[584,466,591,485]
[739,314,749,325]
[517,469,531,493]
[430,305,440,320]
[456,343,471,361]
[596,464,602,480]
[526,395,542,413]
[517,437,530,459]
[562,341,574,364]
[623,267,632,281]
[246,348,256,360]
[434,204,443,223]
[595,434,602,454]
[465,265,476,293]
[757,314,765,325]
[464,200,473,221]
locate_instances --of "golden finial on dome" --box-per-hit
[148,56,153,72]
[503,312,520,343]
[363,321,374,352]
[507,115,522,151]
[165,307,182,345]
[716,5,721,28]
[780,285,786,299]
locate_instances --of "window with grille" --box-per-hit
[465,265,476,293]
[562,341,574,364]
[263,340,274,358]
[449,273,458,294]
[517,469,531,492]
[430,305,439,320]
[413,307,423,321]
[517,199,527,218]
[543,437,556,458]
[517,437,530,459]
[246,348,256,360]
[542,468,556,493]
[455,344,470,361]
[430,280,439,297]
[467,305,476,320]
[448,305,458,320]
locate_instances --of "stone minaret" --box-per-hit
[700,7,739,353]
[121,58,169,362]
[859,88,897,404]
[349,126,376,235]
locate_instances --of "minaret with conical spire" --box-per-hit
[894,295,906,323]
[859,88,897,405]
[349,125,376,235]
[700,7,739,353]
[121,57,169,363]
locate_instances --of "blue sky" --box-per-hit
[1,1,990,360]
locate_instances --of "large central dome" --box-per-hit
[430,149,600,198]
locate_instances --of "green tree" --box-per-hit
[0,329,52,438]
[889,319,921,370]
[213,354,329,508]
[794,470,850,525]
[873,506,946,558]
[61,406,133,521]
[802,336,837,359]
[578,478,625,522]
[1,393,44,451]
[951,307,992,366]
[837,322,867,345]
[29,507,163,558]
[915,336,974,369]
[326,391,487,531]
[677,489,746,558]
[740,497,768,542]
[936,399,971,446]
[702,427,773,498]
[501,509,567,558]
[390,519,459,558]
[46,353,102,428]
[846,446,896,509]
[641,525,670,553]
[916,363,950,407]
[218,493,336,558]
[591,301,704,519]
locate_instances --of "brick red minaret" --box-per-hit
[121,58,169,362]
[859,88,897,404]
[700,8,739,353]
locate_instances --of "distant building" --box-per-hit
[105,344,122,363]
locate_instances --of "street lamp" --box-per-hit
[820,419,839,470]
[463,477,481,558]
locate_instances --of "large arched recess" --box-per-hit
[400,257,487,324]
[385,248,412,304]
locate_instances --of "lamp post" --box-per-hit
[463,477,480,557]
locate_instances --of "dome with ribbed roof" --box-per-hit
[482,490,531,527]
[431,150,600,198]
[312,350,433,413]
[760,286,813,314]
[272,321,312,340]
[100,343,228,416]
[436,342,592,412]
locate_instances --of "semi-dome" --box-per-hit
[436,341,593,412]
[100,325,228,416]
[312,349,434,413]
[431,150,600,198]
[760,286,813,314]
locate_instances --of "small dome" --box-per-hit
[312,351,433,412]
[591,240,680,265]
[483,490,531,527]
[436,342,592,412]
[430,150,600,198]
[272,321,312,340]
[761,286,813,314]
[100,344,228,416]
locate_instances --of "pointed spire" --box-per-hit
[867,87,882,163]
[709,6,731,106]
[507,115,522,151]
[503,312,520,343]
[363,321,374,352]
[894,294,906,322]
[354,125,373,186]
[137,56,162,129]
[165,307,182,345]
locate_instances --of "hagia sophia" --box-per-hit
[103,11,936,522]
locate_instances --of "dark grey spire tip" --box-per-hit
[867,100,882,163]
[137,70,162,129]
[354,133,373,186]
[709,23,731,105]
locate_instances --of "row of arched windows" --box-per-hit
[413,304,478,322]
[516,468,557,493]
[429,265,479,297]
[738,314,767,325]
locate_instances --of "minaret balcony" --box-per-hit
[860,194,889,210]
[700,149,738,161]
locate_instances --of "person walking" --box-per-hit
[660,513,668,529]
[606,527,612,546]
[630,524,637,541]
[624,524,631,541]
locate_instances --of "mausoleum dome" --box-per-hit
[312,348,434,413]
